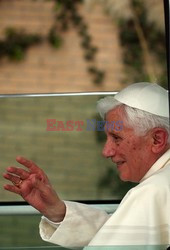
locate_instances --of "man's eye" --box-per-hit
[111,134,120,141]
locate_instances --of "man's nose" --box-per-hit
[102,141,116,158]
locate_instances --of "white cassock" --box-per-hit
[40,149,170,249]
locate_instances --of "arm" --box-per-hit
[3,156,66,222]
[40,200,109,248]
[3,156,110,248]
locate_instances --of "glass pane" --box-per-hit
[0,94,135,202]
[0,214,71,249]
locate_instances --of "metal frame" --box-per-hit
[0,91,118,98]
[164,0,170,115]
[0,0,169,216]
[0,203,118,215]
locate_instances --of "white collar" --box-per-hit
[140,148,170,182]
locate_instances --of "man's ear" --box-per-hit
[151,128,168,153]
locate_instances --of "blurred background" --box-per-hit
[0,0,168,248]
[0,0,168,94]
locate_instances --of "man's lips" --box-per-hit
[113,160,126,166]
[117,161,126,167]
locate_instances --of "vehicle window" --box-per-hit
[0,93,136,202]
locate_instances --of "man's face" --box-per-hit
[102,107,154,183]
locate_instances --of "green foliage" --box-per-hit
[51,0,105,84]
[0,28,42,61]
[118,0,167,86]
[0,0,105,85]
[119,18,147,82]
[88,67,105,85]
[48,28,63,48]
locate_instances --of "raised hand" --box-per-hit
[3,156,66,222]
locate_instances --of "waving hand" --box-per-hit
[3,156,66,222]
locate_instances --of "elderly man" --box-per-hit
[3,82,170,249]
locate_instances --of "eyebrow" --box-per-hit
[106,130,122,138]
[110,131,121,136]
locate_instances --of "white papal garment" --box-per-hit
[40,149,170,249]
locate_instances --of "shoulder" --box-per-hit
[115,164,170,224]
[127,163,170,204]
[140,163,170,190]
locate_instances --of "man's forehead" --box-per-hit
[105,106,124,121]
[104,120,124,133]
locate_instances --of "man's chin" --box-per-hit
[119,175,131,182]
[119,173,134,182]
[119,174,139,183]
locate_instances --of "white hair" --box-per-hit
[97,96,170,143]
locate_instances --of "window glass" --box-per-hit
[0,94,136,202]
[0,214,68,249]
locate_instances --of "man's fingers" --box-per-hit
[5,166,30,180]
[3,184,21,195]
[16,156,42,174]
[3,172,21,184]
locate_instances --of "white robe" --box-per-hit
[40,149,170,249]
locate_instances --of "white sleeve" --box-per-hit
[39,200,110,248]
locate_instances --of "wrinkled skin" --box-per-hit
[3,156,66,222]
[102,107,169,182]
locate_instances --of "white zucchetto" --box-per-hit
[97,82,169,118]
